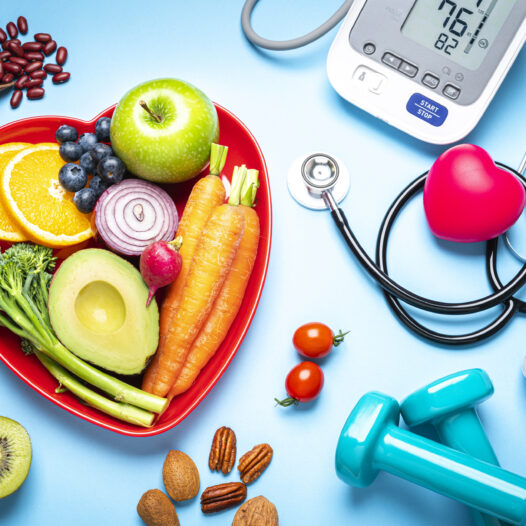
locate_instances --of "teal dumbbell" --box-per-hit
[400,369,500,526]
[335,392,526,525]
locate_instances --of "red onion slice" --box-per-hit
[94,179,178,256]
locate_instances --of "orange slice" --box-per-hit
[0,143,32,242]
[2,143,93,247]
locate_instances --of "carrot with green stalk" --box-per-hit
[168,167,261,398]
[142,144,228,392]
[146,166,247,397]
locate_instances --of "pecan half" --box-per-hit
[209,426,237,474]
[238,443,273,484]
[200,482,247,514]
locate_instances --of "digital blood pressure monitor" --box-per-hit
[327,0,526,144]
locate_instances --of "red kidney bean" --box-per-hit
[25,78,43,88]
[27,87,44,100]
[42,40,57,56]
[9,56,28,67]
[56,47,67,66]
[10,89,22,108]
[4,62,22,75]
[0,28,6,44]
[8,42,24,57]
[1,73,14,84]
[24,61,42,74]
[17,17,27,35]
[24,51,43,61]
[34,33,51,43]
[0,51,10,60]
[29,69,46,79]
[6,22,17,39]
[0,62,3,77]
[11,39,20,46]
[22,41,42,52]
[44,63,62,74]
[52,71,70,84]
[14,75,28,89]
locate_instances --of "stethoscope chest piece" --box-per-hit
[288,152,350,210]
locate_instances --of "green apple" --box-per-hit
[110,78,219,184]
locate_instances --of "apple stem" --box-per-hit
[139,100,162,123]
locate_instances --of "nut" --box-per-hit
[209,426,237,474]
[162,450,200,502]
[137,489,180,526]
[238,443,273,484]
[201,482,247,514]
[232,496,279,526]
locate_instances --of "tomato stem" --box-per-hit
[333,329,349,347]
[274,396,299,407]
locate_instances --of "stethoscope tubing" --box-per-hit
[330,163,526,344]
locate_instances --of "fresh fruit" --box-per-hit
[58,162,87,192]
[110,78,219,183]
[0,416,32,498]
[293,322,349,358]
[232,496,279,526]
[59,141,82,162]
[79,151,97,175]
[0,142,30,242]
[95,116,111,142]
[73,187,98,213]
[162,450,200,502]
[48,248,159,375]
[78,132,98,153]
[137,489,180,526]
[1,143,93,247]
[140,238,183,306]
[275,361,324,406]
[91,142,112,162]
[98,155,125,184]
[55,124,78,143]
[89,175,108,197]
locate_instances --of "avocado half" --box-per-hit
[49,249,159,375]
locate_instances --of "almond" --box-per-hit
[232,496,279,526]
[137,489,180,526]
[162,450,200,502]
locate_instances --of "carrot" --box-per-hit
[168,167,260,398]
[147,171,247,397]
[142,144,228,391]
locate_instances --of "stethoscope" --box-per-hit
[288,153,526,345]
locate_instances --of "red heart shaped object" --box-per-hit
[423,144,525,243]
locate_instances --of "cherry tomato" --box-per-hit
[293,322,348,358]
[275,361,324,407]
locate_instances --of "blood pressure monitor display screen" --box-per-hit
[402,0,517,70]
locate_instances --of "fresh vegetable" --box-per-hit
[49,248,160,375]
[140,237,183,307]
[145,171,246,397]
[0,416,31,498]
[168,166,260,398]
[94,178,178,256]
[293,322,349,359]
[142,143,228,392]
[0,243,167,420]
[110,78,219,184]
[275,361,324,406]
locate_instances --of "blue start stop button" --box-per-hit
[406,93,448,127]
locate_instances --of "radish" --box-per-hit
[140,237,183,306]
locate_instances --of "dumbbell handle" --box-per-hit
[376,424,526,525]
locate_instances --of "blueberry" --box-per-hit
[89,176,109,197]
[98,156,126,185]
[59,141,83,162]
[59,163,87,192]
[79,151,98,176]
[55,125,78,144]
[78,133,98,153]
[73,187,98,213]
[95,117,111,142]
[91,142,113,162]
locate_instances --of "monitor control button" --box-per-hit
[363,42,376,55]
[422,73,440,89]
[382,52,402,69]
[353,65,387,94]
[399,61,418,78]
[443,83,461,100]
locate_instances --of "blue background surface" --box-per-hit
[0,1,525,524]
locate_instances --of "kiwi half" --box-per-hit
[0,416,32,498]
